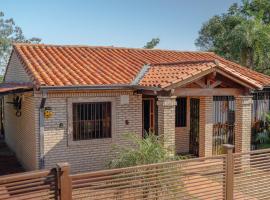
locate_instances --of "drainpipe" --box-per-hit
[39,90,47,169]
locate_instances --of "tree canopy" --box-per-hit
[196,0,270,75]
[144,38,160,49]
[0,11,41,74]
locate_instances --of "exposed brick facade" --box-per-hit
[175,97,190,153]
[199,97,213,157]
[235,96,253,153]
[40,91,142,173]
[157,96,177,155]
[4,51,31,83]
[4,93,38,171]
[2,46,266,174]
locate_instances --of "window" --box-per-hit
[175,97,187,127]
[72,102,111,140]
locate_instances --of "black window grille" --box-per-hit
[175,97,187,127]
[72,102,111,140]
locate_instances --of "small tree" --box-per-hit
[143,38,160,49]
[0,11,41,74]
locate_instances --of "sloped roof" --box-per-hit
[0,83,33,96]
[139,60,263,89]
[9,43,270,89]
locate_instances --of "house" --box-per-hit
[1,43,270,173]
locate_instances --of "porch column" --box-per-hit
[199,96,213,157]
[157,96,177,155]
[235,96,253,153]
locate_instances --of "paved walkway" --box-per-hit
[0,140,24,175]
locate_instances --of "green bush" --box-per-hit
[256,113,270,149]
[108,133,184,168]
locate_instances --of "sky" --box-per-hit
[2,0,241,51]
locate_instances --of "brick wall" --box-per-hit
[175,97,190,154]
[199,96,213,157]
[157,96,177,155]
[4,51,31,83]
[4,93,38,170]
[4,50,38,171]
[235,96,252,153]
[39,91,142,173]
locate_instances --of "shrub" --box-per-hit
[108,133,183,168]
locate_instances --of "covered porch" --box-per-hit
[142,68,256,157]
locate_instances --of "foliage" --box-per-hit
[0,11,41,74]
[255,113,270,149]
[108,133,186,199]
[196,0,270,74]
[144,38,160,49]
[108,133,183,168]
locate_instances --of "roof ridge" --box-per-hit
[12,43,213,54]
[150,59,216,66]
[131,64,151,85]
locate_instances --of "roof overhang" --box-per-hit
[0,83,33,96]
[162,66,263,91]
[39,84,161,92]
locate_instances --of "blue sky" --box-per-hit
[2,0,241,50]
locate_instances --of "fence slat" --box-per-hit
[1,147,270,199]
[223,144,234,200]
[57,162,72,200]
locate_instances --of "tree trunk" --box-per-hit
[241,47,253,69]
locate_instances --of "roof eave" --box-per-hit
[38,84,162,92]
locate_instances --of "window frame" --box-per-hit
[72,101,112,141]
[67,97,115,146]
[175,97,187,127]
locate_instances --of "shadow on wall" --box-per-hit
[43,128,133,174]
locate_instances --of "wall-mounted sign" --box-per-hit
[44,107,53,119]
[120,95,129,105]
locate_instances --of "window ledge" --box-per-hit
[68,137,113,146]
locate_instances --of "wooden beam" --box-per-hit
[164,68,215,90]
[210,80,222,88]
[173,88,245,96]
[215,69,255,89]
[195,79,206,88]
[206,79,211,88]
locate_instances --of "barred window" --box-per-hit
[175,97,187,127]
[72,102,111,140]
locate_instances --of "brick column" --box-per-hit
[235,96,253,153]
[199,96,213,157]
[157,96,177,155]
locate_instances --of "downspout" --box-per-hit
[39,90,47,169]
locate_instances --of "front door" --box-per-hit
[142,98,155,137]
[189,98,200,156]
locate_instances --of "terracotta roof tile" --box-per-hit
[10,43,270,89]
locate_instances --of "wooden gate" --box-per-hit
[189,98,200,156]
[213,96,235,155]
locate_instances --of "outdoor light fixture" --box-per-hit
[7,95,22,117]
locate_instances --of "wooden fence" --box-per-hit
[0,168,58,199]
[1,145,270,199]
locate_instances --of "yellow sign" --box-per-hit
[44,107,53,119]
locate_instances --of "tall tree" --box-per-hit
[144,38,160,49]
[196,0,270,74]
[0,11,41,73]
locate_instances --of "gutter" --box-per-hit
[39,90,47,169]
[39,84,161,92]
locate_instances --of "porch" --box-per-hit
[142,72,254,157]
